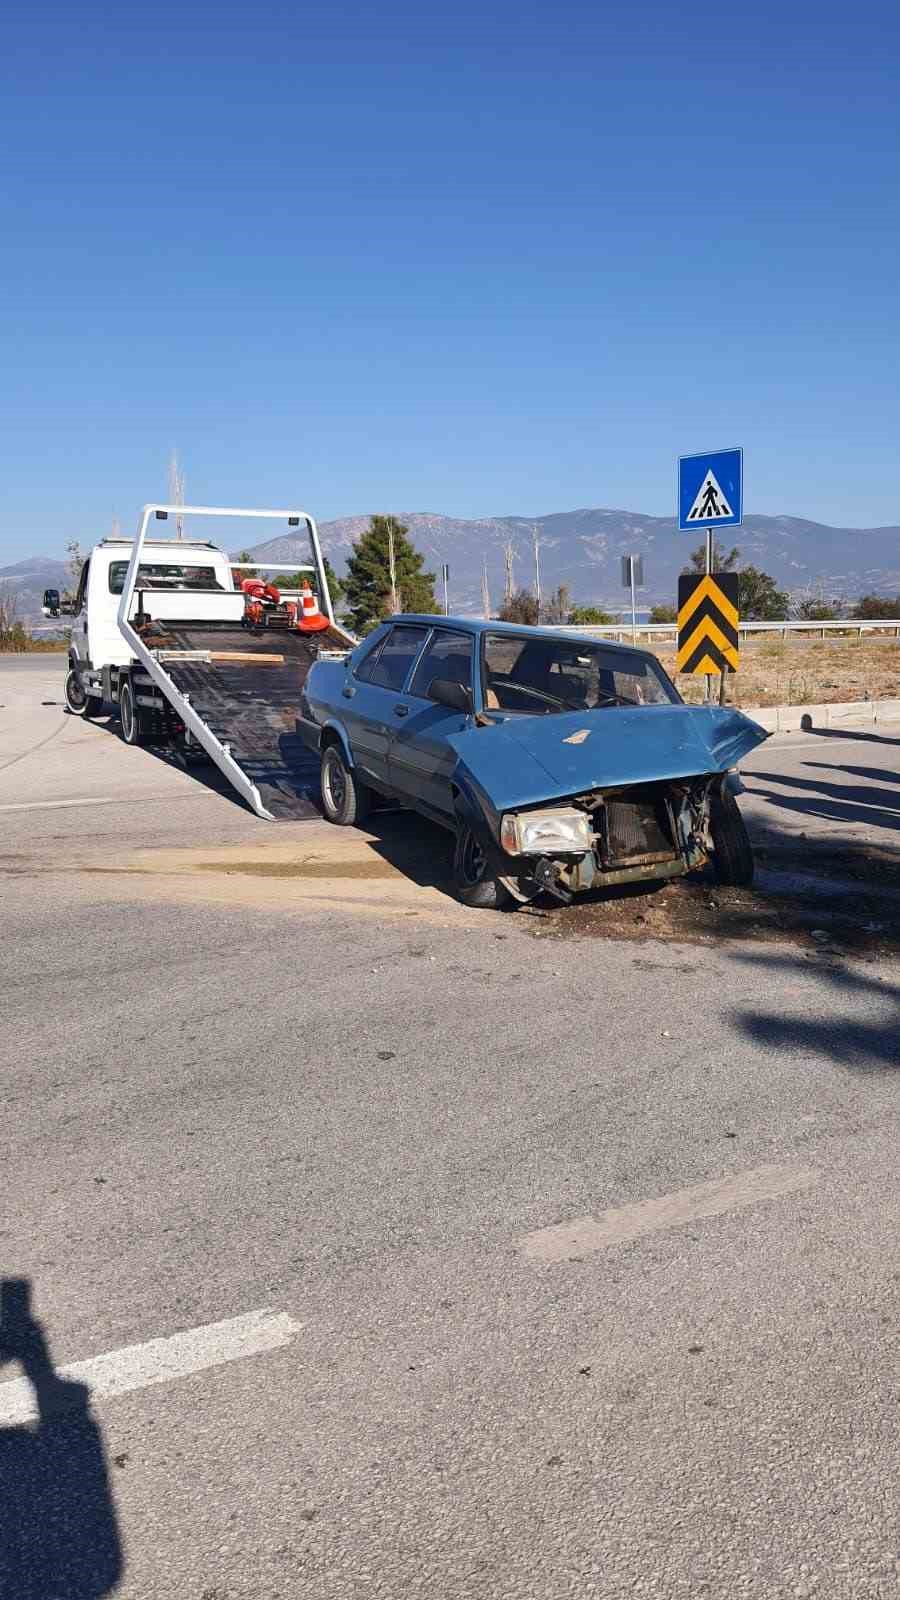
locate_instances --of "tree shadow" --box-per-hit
[0,1279,123,1598]
[746,767,900,834]
[807,726,900,747]
[728,949,900,1075]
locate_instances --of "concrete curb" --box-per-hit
[745,698,900,733]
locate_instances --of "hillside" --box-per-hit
[7,508,900,623]
[240,508,900,614]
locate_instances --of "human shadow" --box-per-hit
[0,1279,123,1598]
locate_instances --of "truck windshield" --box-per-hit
[108,562,224,594]
[483,634,680,714]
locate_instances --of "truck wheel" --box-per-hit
[65,666,103,719]
[710,791,755,887]
[119,679,144,746]
[453,825,511,910]
[320,744,371,826]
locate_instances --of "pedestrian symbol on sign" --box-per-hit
[686,470,734,523]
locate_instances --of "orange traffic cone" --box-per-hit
[296,582,330,633]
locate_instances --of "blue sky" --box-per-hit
[2,0,898,560]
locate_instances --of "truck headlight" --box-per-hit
[500,807,594,855]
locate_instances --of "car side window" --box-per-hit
[409,630,473,700]
[357,626,429,691]
[353,633,389,684]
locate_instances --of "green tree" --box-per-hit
[276,557,344,605]
[649,603,677,623]
[683,539,740,575]
[233,549,258,582]
[498,589,539,625]
[793,596,842,621]
[737,566,789,620]
[541,584,570,625]
[568,604,613,625]
[852,594,900,620]
[343,517,437,633]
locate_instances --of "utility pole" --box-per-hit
[441,563,450,616]
[532,527,542,619]
[503,541,515,605]
[387,517,400,613]
[168,450,186,541]
[481,562,491,620]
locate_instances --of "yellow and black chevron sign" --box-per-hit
[676,573,740,675]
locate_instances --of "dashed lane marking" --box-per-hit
[0,1308,301,1425]
[519,1163,819,1263]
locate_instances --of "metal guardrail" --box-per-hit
[547,620,900,643]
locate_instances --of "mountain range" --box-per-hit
[4,509,899,623]
[241,508,900,615]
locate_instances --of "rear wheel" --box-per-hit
[710,790,754,886]
[453,824,511,909]
[118,678,144,746]
[65,666,103,719]
[320,743,371,826]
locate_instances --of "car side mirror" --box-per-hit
[429,678,474,714]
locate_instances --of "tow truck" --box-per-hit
[63,503,355,819]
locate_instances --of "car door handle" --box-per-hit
[342,686,355,698]
[393,704,409,717]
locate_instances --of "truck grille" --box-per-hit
[604,795,676,864]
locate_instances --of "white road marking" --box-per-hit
[0,791,221,813]
[519,1163,819,1263]
[0,796,120,812]
[0,1308,300,1425]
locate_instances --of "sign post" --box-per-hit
[441,562,450,616]
[621,555,644,643]
[678,448,742,701]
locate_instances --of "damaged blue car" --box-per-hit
[297,617,769,909]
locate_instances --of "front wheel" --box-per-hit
[453,825,511,909]
[118,678,144,746]
[320,743,371,826]
[65,666,103,719]
[709,790,754,886]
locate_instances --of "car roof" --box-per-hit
[387,614,651,655]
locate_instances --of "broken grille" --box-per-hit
[603,795,677,865]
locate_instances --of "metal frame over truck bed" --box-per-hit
[113,503,355,819]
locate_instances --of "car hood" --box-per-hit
[447,704,769,813]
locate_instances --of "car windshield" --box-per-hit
[483,634,680,714]
[108,562,224,594]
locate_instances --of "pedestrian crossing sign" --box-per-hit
[678,448,742,532]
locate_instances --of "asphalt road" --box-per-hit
[1,655,898,1600]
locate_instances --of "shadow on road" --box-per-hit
[0,1279,123,1598]
[748,767,900,834]
[729,949,900,1075]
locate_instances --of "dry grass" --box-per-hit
[653,635,900,708]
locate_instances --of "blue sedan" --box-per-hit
[298,616,769,908]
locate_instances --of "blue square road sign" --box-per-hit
[678,448,742,532]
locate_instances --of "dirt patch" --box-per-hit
[525,842,900,955]
[652,636,900,709]
[194,856,396,880]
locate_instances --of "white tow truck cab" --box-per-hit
[64,503,353,820]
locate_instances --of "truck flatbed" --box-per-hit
[158,621,347,819]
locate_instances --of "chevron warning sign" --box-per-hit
[676,573,740,676]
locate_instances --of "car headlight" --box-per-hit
[500,807,594,855]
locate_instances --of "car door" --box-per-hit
[386,628,477,818]
[341,624,430,789]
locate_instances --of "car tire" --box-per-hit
[320,743,371,826]
[710,790,754,887]
[453,824,511,909]
[119,679,144,746]
[65,666,104,719]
